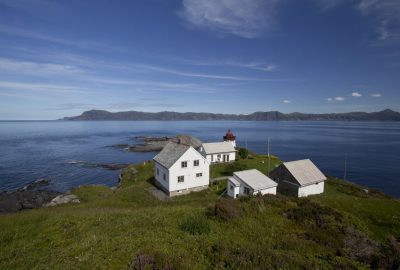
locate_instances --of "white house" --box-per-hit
[153,141,209,197]
[269,159,326,197]
[227,169,278,198]
[199,141,236,163]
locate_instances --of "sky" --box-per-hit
[0,0,399,120]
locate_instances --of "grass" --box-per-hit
[210,153,281,179]
[0,154,399,269]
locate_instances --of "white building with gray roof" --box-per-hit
[269,159,326,197]
[153,141,209,197]
[199,141,236,163]
[227,169,277,198]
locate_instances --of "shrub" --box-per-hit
[206,199,242,221]
[179,214,210,235]
[238,148,249,159]
[127,253,156,270]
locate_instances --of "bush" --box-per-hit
[238,148,249,159]
[206,199,242,221]
[179,214,210,235]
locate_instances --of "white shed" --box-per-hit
[199,141,236,163]
[227,169,277,198]
[153,141,209,197]
[269,159,326,197]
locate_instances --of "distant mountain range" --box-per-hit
[61,109,400,121]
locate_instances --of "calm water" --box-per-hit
[0,121,399,197]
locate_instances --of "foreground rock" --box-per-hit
[111,134,202,152]
[0,179,61,213]
[45,194,80,207]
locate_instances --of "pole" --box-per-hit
[344,154,347,181]
[267,137,271,175]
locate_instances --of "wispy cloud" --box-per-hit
[335,96,345,101]
[314,0,400,43]
[371,93,382,97]
[191,60,277,72]
[282,99,291,104]
[46,102,183,111]
[179,0,281,38]
[0,57,84,76]
[351,92,362,97]
[0,81,86,95]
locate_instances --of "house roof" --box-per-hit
[201,141,235,154]
[234,169,277,191]
[153,141,190,169]
[228,177,240,187]
[282,159,326,186]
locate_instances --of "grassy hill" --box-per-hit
[0,154,399,269]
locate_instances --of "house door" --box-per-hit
[223,155,226,162]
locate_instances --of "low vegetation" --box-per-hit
[0,153,399,269]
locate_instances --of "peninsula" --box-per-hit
[62,109,400,121]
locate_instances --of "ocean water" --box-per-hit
[0,121,399,197]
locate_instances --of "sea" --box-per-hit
[0,121,399,198]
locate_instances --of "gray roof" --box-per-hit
[201,141,235,154]
[228,177,241,187]
[283,159,326,186]
[153,141,190,169]
[234,169,277,191]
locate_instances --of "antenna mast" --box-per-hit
[343,154,347,181]
[267,137,271,175]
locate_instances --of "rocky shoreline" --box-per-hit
[0,179,80,214]
[110,134,202,152]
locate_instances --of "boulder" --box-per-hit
[45,194,80,207]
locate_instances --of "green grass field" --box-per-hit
[0,155,399,269]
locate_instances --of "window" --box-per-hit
[163,173,166,181]
[181,161,187,168]
[156,168,159,175]
[193,160,199,166]
[244,187,250,195]
[196,173,202,178]
[230,185,234,191]
[178,176,184,183]
[226,155,230,162]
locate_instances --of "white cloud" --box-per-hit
[357,0,400,42]
[0,57,84,76]
[351,92,362,97]
[282,99,291,104]
[371,93,382,97]
[179,0,281,38]
[192,60,277,72]
[334,96,345,101]
[326,97,333,102]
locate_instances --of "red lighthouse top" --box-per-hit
[223,129,236,141]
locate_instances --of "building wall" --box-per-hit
[227,180,240,198]
[205,151,236,163]
[298,181,324,197]
[154,162,169,191]
[169,147,210,193]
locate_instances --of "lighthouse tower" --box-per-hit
[223,129,236,148]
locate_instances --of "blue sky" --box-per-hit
[0,0,399,120]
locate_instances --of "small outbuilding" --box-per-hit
[269,159,326,197]
[227,169,277,198]
[199,141,236,163]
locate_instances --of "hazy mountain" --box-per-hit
[62,109,400,121]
